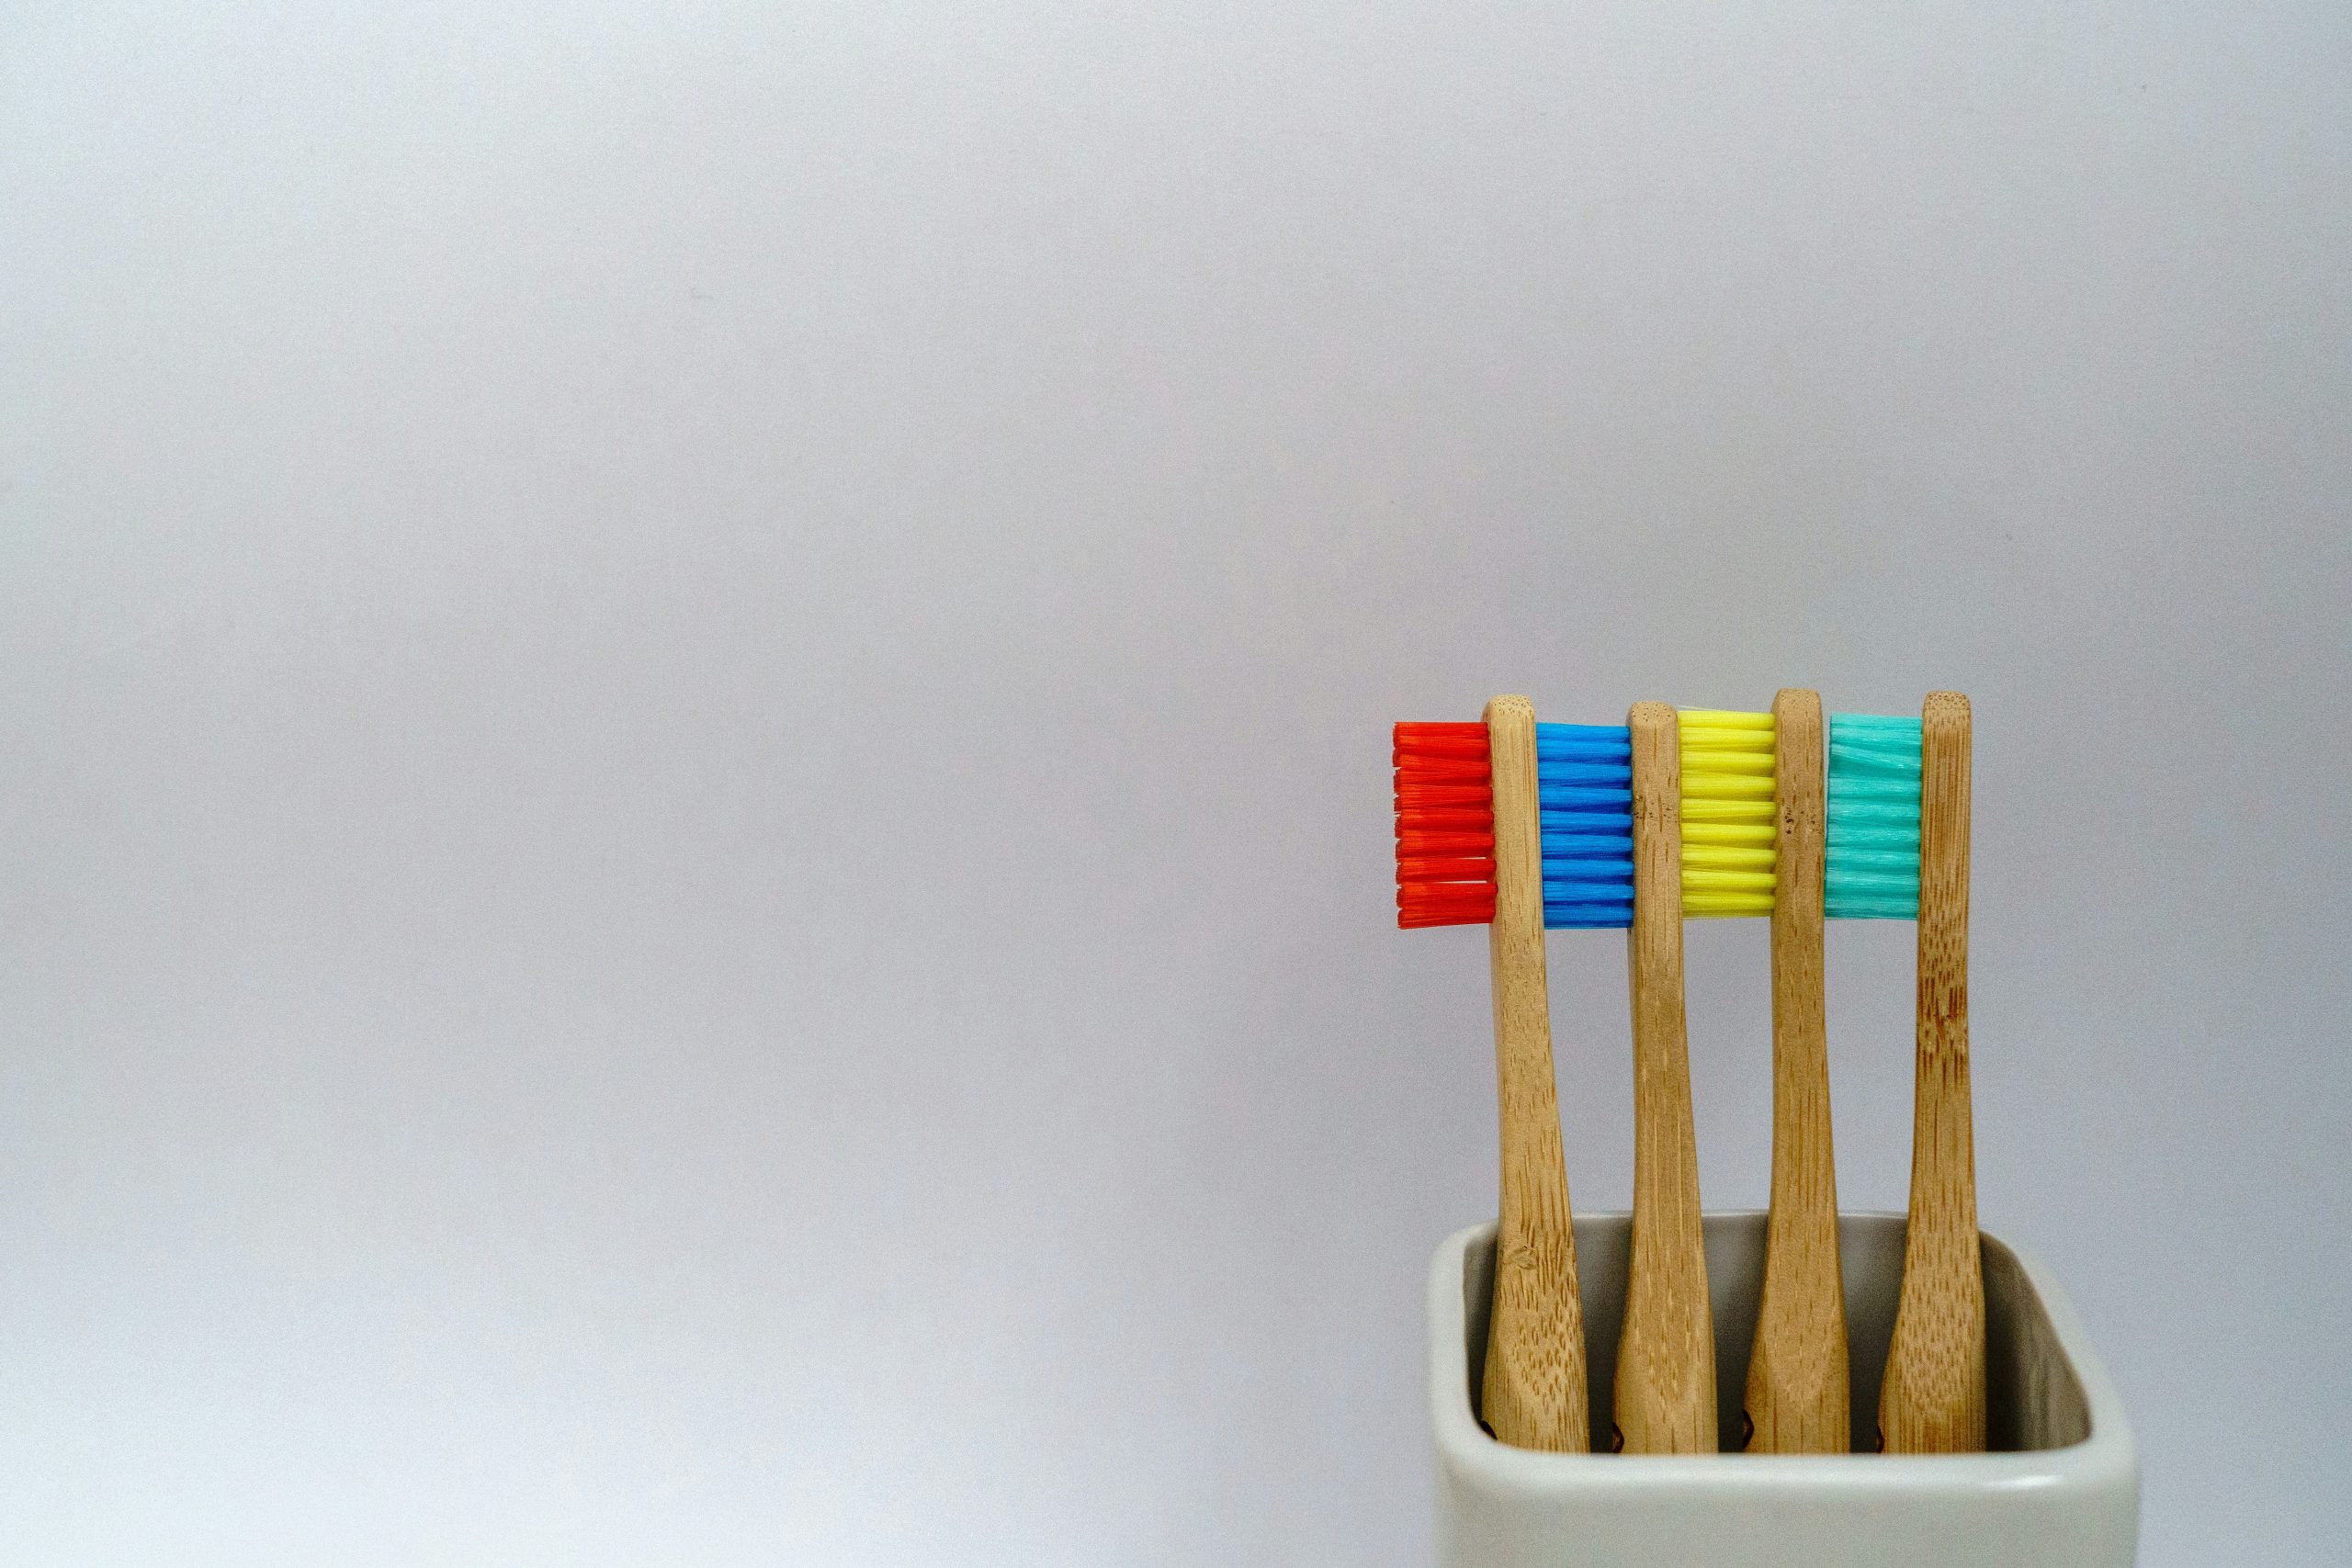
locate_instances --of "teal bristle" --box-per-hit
[1826,712,1922,919]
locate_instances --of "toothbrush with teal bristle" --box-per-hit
[1847,694,1984,1452]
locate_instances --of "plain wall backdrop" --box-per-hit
[4,2,2348,1563]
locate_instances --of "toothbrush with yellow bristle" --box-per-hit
[1684,698,1852,1453]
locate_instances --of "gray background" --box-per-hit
[5,2,2347,1563]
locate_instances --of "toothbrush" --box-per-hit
[1395,696,1589,1450]
[1878,692,1985,1450]
[1733,692,1853,1452]
[1615,702,1715,1453]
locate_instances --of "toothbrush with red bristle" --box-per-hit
[1394,697,1589,1451]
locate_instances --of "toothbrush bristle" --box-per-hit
[1536,723,1634,929]
[1826,713,1923,918]
[1394,723,1497,929]
[1679,708,1779,916]
[1396,704,1932,926]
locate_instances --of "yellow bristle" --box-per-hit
[1679,708,1777,916]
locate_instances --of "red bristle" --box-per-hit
[1392,755,1490,784]
[1394,721,1489,747]
[1396,809,1490,834]
[1393,720,1497,929]
[1394,831,1493,855]
[1398,882,1497,907]
[1383,864,1496,888]
[1397,886,1497,929]
[1396,783,1492,810]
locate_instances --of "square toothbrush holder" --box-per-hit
[1430,1211,2139,1568]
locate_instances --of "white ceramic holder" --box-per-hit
[1430,1212,2139,1567]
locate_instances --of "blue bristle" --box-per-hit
[1535,723,1634,930]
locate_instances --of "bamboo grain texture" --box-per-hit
[1615,702,1715,1455]
[1879,691,1987,1452]
[1746,688,1850,1453]
[1478,695,1590,1451]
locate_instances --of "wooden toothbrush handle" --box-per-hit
[1479,694,1589,1451]
[1616,702,1715,1454]
[1879,691,1986,1452]
[1747,688,1850,1452]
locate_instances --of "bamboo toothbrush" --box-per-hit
[1682,695,1853,1452]
[1394,696,1589,1450]
[1616,702,1715,1453]
[1878,692,1985,1451]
